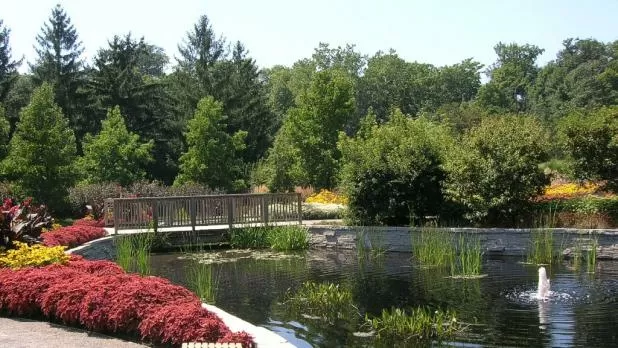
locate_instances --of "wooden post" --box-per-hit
[227,196,234,231]
[190,197,196,233]
[261,195,269,226]
[152,200,158,233]
[113,199,119,235]
[297,193,302,225]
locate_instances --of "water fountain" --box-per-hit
[537,266,551,300]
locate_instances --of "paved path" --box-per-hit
[0,317,147,348]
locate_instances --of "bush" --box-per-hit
[534,195,618,228]
[0,242,69,268]
[559,106,618,191]
[40,225,106,248]
[0,257,254,346]
[338,109,454,225]
[444,115,550,224]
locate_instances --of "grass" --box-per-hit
[586,236,598,273]
[365,307,463,343]
[451,234,483,277]
[412,227,456,267]
[284,281,357,324]
[356,227,387,260]
[114,233,155,275]
[186,261,219,303]
[527,211,561,265]
[229,225,309,251]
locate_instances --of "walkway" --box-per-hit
[0,317,146,348]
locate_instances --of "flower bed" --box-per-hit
[0,255,253,347]
[40,223,107,248]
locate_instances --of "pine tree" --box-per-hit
[1,83,77,205]
[77,106,154,186]
[0,19,22,103]
[30,4,88,145]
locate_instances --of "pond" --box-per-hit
[149,249,618,347]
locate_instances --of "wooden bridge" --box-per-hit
[104,193,302,234]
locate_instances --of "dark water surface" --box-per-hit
[149,250,618,348]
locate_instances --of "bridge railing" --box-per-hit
[105,193,302,233]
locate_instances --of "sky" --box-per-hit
[3,0,618,73]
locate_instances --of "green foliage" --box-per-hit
[0,104,10,159]
[558,106,618,191]
[175,96,247,191]
[339,109,454,225]
[365,307,461,343]
[229,225,309,251]
[77,106,154,186]
[284,281,356,324]
[444,115,550,223]
[264,68,356,190]
[451,234,483,277]
[527,229,557,265]
[114,234,154,275]
[186,260,218,303]
[1,83,77,206]
[412,228,456,267]
[0,20,22,103]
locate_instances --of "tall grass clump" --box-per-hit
[451,234,483,277]
[284,281,356,324]
[586,236,598,273]
[268,225,309,251]
[356,227,387,260]
[229,226,270,248]
[114,233,154,275]
[365,307,463,344]
[186,261,219,303]
[229,225,309,251]
[412,227,456,267]
[527,229,556,265]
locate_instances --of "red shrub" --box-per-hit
[41,225,106,248]
[66,258,124,276]
[79,273,136,332]
[219,331,255,347]
[105,276,198,333]
[73,218,105,228]
[139,302,230,345]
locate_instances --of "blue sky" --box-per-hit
[3,0,618,73]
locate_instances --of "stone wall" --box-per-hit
[308,225,618,258]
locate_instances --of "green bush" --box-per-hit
[338,109,454,226]
[559,106,618,191]
[444,115,550,224]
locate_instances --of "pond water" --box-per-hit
[149,250,618,347]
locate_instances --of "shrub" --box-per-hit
[40,225,106,248]
[0,258,254,346]
[559,106,618,191]
[0,197,53,248]
[305,189,348,204]
[444,115,550,224]
[0,241,69,268]
[338,110,454,225]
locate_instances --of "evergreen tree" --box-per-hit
[0,19,22,103]
[1,83,77,205]
[30,4,89,145]
[77,106,154,186]
[175,96,247,191]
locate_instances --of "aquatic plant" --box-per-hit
[451,234,483,277]
[285,281,357,324]
[586,236,598,273]
[114,233,154,275]
[412,227,456,267]
[268,225,310,251]
[527,229,557,265]
[365,306,462,343]
[356,227,387,261]
[186,261,218,303]
[229,225,309,251]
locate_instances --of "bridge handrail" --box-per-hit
[105,192,302,233]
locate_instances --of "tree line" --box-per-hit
[0,4,616,221]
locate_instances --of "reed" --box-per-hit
[229,226,270,249]
[451,234,483,276]
[527,229,556,265]
[268,225,309,251]
[586,236,598,273]
[365,306,462,343]
[356,227,387,260]
[186,261,218,303]
[412,227,456,267]
[114,233,154,275]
